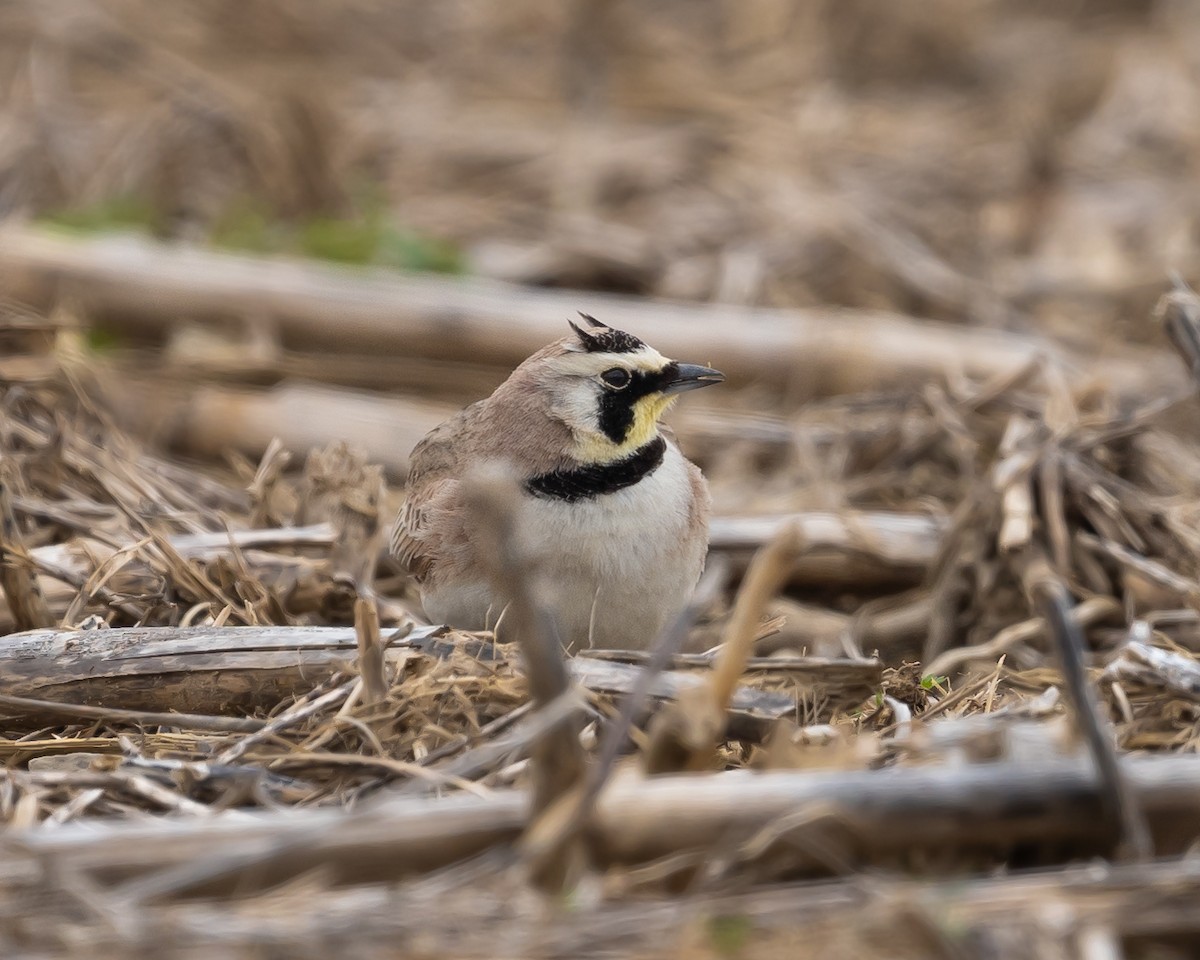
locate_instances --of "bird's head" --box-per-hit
[528,314,725,463]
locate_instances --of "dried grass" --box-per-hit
[5,0,1200,955]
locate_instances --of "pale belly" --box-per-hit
[420,447,707,651]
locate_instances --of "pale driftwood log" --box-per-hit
[0,625,797,724]
[580,650,880,715]
[4,755,1200,895]
[709,511,945,586]
[98,377,454,476]
[568,656,794,725]
[0,625,446,716]
[0,227,1180,395]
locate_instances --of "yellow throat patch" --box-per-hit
[573,392,676,463]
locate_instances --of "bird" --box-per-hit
[390,314,724,651]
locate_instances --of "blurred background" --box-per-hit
[3,0,1199,327]
[8,4,1200,954]
[2,0,1198,507]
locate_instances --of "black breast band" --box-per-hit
[526,437,666,502]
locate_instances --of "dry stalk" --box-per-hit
[1157,280,1200,387]
[925,596,1122,679]
[354,591,388,707]
[58,534,153,628]
[460,468,585,890]
[1020,552,1152,861]
[0,692,264,734]
[214,678,355,766]
[996,416,1038,554]
[0,466,52,630]
[519,558,729,872]
[645,524,804,774]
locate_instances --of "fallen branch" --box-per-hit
[5,754,1200,894]
[708,511,944,586]
[0,227,1179,395]
[580,649,882,694]
[101,379,452,477]
[0,692,264,733]
[0,625,797,728]
[1021,553,1153,860]
[461,469,586,889]
[0,624,445,716]
[8,855,1199,958]
[925,595,1122,679]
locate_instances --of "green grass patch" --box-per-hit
[707,914,752,958]
[83,326,124,354]
[297,215,464,273]
[42,195,164,236]
[40,192,464,275]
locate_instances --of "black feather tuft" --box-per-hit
[566,315,645,354]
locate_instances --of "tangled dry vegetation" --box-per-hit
[5,278,1200,957]
[4,0,1200,958]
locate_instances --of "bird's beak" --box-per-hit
[661,363,725,395]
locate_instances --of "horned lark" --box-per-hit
[391,315,724,651]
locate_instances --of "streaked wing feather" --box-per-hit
[389,403,482,580]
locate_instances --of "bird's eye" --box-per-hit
[600,367,631,389]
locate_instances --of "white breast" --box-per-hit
[419,443,708,650]
[514,443,706,649]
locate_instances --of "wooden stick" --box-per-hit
[1103,633,1200,701]
[460,470,587,889]
[0,624,443,717]
[1021,553,1153,861]
[0,691,264,733]
[6,754,1200,893]
[0,227,1178,395]
[133,380,451,476]
[645,525,804,773]
[353,592,388,707]
[708,510,944,586]
[0,624,794,733]
[925,595,1122,679]
[1156,281,1200,387]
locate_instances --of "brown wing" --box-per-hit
[390,478,458,581]
[388,401,484,581]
